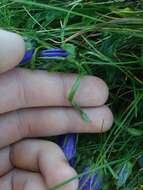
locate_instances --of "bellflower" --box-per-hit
[40,48,69,57]
[58,134,77,167]
[79,167,102,190]
[20,49,35,65]
[20,48,69,65]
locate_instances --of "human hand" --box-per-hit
[0,30,113,190]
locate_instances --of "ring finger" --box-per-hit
[0,106,113,149]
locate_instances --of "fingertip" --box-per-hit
[92,77,109,106]
[99,106,114,132]
[98,78,109,105]
[0,30,25,73]
[79,106,113,133]
[61,166,79,190]
[40,141,79,190]
[49,164,79,190]
[75,76,109,106]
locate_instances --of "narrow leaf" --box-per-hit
[117,161,133,188]
[127,128,143,137]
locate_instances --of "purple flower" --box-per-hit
[40,48,69,57]
[20,48,69,65]
[79,167,102,190]
[58,134,77,166]
[20,49,35,65]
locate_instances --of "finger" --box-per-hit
[0,147,13,177]
[0,106,113,148]
[0,30,25,73]
[0,69,109,113]
[0,170,47,190]
[10,140,78,190]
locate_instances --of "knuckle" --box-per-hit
[60,74,69,105]
[14,111,28,138]
[14,69,28,108]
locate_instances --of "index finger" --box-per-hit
[0,30,25,73]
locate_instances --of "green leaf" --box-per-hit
[117,161,133,188]
[127,128,143,137]
[72,102,91,123]
[112,7,132,17]
[68,76,81,103]
[106,163,118,179]
[68,76,90,123]
[138,156,143,168]
[62,43,76,56]
[140,47,143,67]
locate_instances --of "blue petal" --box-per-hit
[79,167,102,190]
[40,52,69,57]
[58,134,77,166]
[41,48,66,53]
[40,49,69,57]
[19,48,69,65]
[19,49,35,65]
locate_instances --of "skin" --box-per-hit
[0,30,113,190]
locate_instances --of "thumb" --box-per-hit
[0,30,25,73]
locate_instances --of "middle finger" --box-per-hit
[0,68,109,113]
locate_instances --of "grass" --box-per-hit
[1,0,143,189]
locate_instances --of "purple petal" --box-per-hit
[41,48,66,53]
[19,49,35,65]
[58,134,77,166]
[40,52,69,57]
[19,48,69,66]
[79,167,102,190]
[40,49,69,57]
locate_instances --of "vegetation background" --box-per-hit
[0,0,143,189]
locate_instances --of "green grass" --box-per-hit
[1,0,143,189]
